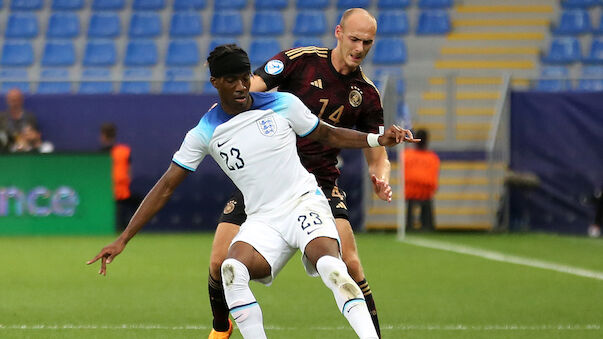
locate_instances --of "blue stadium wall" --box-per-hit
[510,92,603,235]
[0,94,364,232]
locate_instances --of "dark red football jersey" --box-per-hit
[254,47,384,187]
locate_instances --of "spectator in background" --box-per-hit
[0,88,37,149]
[100,123,133,231]
[403,129,440,231]
[10,123,54,153]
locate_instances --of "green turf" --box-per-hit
[0,232,601,338]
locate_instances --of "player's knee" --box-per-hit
[221,258,259,324]
[221,258,250,290]
[209,255,225,279]
[316,255,363,300]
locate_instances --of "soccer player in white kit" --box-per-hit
[87,44,417,339]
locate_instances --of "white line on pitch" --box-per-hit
[0,324,599,331]
[404,237,603,281]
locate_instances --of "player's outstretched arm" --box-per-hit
[86,163,189,275]
[378,125,421,146]
[306,121,420,149]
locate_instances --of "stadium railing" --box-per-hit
[367,70,519,234]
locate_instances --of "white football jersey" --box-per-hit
[173,92,321,216]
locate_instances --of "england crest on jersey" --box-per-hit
[257,115,276,137]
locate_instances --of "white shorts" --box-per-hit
[230,188,341,285]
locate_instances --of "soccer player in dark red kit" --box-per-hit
[208,8,399,339]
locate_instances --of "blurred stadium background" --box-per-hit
[0,0,602,338]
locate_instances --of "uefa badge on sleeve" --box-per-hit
[265,60,284,75]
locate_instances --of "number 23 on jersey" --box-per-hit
[219,147,244,170]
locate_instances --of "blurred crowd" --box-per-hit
[0,88,53,154]
[0,88,133,231]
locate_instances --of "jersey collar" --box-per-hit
[327,49,361,80]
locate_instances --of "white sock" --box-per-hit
[316,255,379,339]
[221,258,267,339]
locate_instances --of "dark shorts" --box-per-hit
[217,185,350,226]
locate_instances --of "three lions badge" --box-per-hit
[257,115,276,137]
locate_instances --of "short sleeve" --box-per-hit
[172,129,208,171]
[280,93,319,137]
[253,50,295,90]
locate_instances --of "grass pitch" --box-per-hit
[1,232,602,338]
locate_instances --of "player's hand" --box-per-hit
[86,239,126,276]
[378,125,421,146]
[371,174,392,202]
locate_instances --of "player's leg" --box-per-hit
[304,237,378,339]
[208,191,247,338]
[336,218,381,338]
[294,192,376,338]
[326,186,381,337]
[208,222,239,336]
[221,241,272,339]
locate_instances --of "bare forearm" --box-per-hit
[118,181,172,242]
[313,122,370,149]
[307,121,413,151]
[86,164,188,275]
[118,165,187,243]
[364,147,391,182]
[369,158,391,182]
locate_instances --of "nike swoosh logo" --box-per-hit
[347,304,359,313]
[307,228,319,235]
[217,140,228,147]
